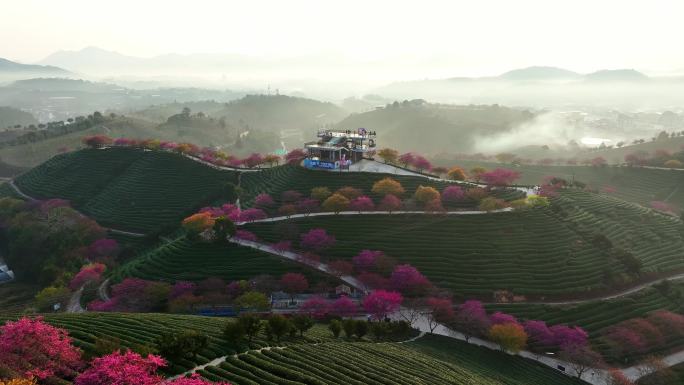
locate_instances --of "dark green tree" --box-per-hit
[267,315,291,343]
[213,216,236,243]
[224,321,246,345]
[328,320,342,338]
[342,319,356,339]
[355,320,369,339]
[156,330,208,360]
[238,314,262,343]
[291,314,314,337]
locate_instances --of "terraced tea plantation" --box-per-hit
[14,148,238,232]
[489,283,684,336]
[199,334,584,385]
[113,236,337,285]
[247,210,604,297]
[455,160,684,212]
[0,312,334,375]
[552,189,684,273]
[0,283,39,312]
[246,190,684,298]
[0,181,21,198]
[406,334,585,384]
[240,164,524,208]
[489,281,684,360]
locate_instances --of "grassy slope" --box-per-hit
[245,190,684,298]
[112,236,337,285]
[14,147,238,232]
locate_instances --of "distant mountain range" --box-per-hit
[489,66,650,82]
[373,65,684,107]
[4,46,681,108]
[38,46,282,75]
[498,66,582,81]
[0,58,72,81]
[39,47,657,83]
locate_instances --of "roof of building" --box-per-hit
[0,271,13,283]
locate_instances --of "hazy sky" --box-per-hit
[3,0,684,77]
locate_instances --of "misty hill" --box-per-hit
[336,101,534,154]
[0,115,160,168]
[0,78,245,122]
[498,66,580,81]
[216,94,348,134]
[584,69,649,82]
[9,78,122,92]
[0,58,72,82]
[38,46,140,74]
[39,46,275,76]
[0,106,37,129]
[131,101,230,123]
[155,107,282,155]
[374,66,681,108]
[0,94,333,167]
[152,94,349,152]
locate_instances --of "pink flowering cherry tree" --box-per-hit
[0,317,82,381]
[300,228,336,252]
[362,290,403,320]
[349,196,375,212]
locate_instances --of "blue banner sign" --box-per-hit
[304,159,338,169]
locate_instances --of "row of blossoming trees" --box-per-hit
[375,147,526,184]
[182,178,520,232]
[252,180,511,215]
[82,135,307,169]
[84,136,535,191]
[87,273,324,314]
[0,317,228,385]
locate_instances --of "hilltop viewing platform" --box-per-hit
[304,128,377,169]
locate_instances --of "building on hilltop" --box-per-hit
[303,128,376,170]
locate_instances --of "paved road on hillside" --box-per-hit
[328,160,538,194]
[485,273,684,306]
[97,278,111,301]
[66,286,85,313]
[235,229,684,307]
[229,238,368,292]
[235,207,514,225]
[235,236,684,384]
[8,167,682,305]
